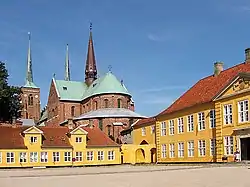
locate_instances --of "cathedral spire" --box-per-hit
[85,22,97,86]
[65,44,70,81]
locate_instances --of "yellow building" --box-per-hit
[0,124,120,168]
[121,118,156,164]
[155,49,250,163]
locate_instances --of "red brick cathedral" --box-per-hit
[20,25,146,143]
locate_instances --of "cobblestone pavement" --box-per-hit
[0,164,250,187]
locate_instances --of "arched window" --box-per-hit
[71,106,75,117]
[86,104,89,112]
[28,94,33,106]
[83,105,85,113]
[107,125,111,136]
[94,101,98,110]
[104,99,109,108]
[117,99,122,108]
[99,119,103,130]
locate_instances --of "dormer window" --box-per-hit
[30,136,37,143]
[76,137,82,143]
[63,86,67,90]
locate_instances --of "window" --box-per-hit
[30,136,37,143]
[64,152,71,162]
[187,115,194,132]
[238,100,249,123]
[188,141,194,157]
[94,101,98,110]
[53,152,60,162]
[224,136,234,155]
[19,152,27,163]
[41,152,48,162]
[210,139,216,156]
[6,152,14,163]
[161,121,166,136]
[178,142,184,157]
[76,137,82,143]
[0,152,2,163]
[108,151,115,160]
[107,125,111,136]
[169,120,174,135]
[104,99,109,108]
[141,127,146,136]
[99,119,103,130]
[98,151,104,161]
[169,143,175,158]
[28,94,33,106]
[71,106,75,117]
[198,112,205,131]
[151,125,155,134]
[117,99,122,108]
[224,104,232,125]
[178,118,184,133]
[198,140,206,156]
[30,152,38,163]
[75,152,82,162]
[63,86,67,90]
[87,151,93,161]
[210,110,216,128]
[161,144,167,158]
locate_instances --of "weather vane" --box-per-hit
[108,65,112,72]
[89,22,92,31]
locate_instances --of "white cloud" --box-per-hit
[140,86,186,93]
[238,5,250,12]
[147,33,169,42]
[143,96,176,105]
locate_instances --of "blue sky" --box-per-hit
[1,0,250,117]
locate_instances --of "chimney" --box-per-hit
[214,61,224,76]
[67,118,75,130]
[12,116,17,128]
[89,120,94,129]
[245,48,250,63]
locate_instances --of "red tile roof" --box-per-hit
[158,62,250,116]
[133,118,155,128]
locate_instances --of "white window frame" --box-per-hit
[188,141,194,157]
[87,151,94,161]
[210,139,216,156]
[187,115,194,132]
[41,152,48,163]
[0,152,2,163]
[198,140,206,157]
[224,104,233,125]
[178,118,184,134]
[6,152,15,163]
[169,143,175,158]
[178,142,184,157]
[161,144,167,158]
[19,152,27,163]
[53,152,60,162]
[238,100,249,123]
[76,137,82,143]
[30,152,38,163]
[108,151,115,160]
[30,136,38,143]
[75,152,83,162]
[198,112,205,131]
[224,136,234,155]
[141,127,146,136]
[161,122,166,136]
[98,151,104,161]
[64,152,71,162]
[169,120,174,135]
[210,109,216,128]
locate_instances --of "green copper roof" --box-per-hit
[53,72,131,101]
[54,79,88,101]
[24,80,38,88]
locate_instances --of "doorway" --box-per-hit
[241,137,250,160]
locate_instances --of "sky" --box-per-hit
[1,0,250,117]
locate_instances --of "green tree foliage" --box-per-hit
[0,61,22,122]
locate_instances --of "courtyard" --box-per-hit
[0,164,250,187]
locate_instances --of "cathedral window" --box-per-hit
[117,99,122,108]
[28,94,33,106]
[94,101,98,110]
[99,119,103,130]
[107,125,111,136]
[71,106,75,117]
[104,99,109,108]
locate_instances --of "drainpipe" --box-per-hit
[154,117,158,164]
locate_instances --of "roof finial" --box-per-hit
[108,65,112,72]
[64,44,70,81]
[53,73,56,78]
[90,21,93,31]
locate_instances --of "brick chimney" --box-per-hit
[245,48,250,63]
[67,118,75,130]
[214,61,224,76]
[89,120,94,129]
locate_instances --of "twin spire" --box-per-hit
[64,44,70,81]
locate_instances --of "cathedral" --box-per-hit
[20,25,147,143]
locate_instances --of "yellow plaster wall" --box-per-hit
[133,124,156,145]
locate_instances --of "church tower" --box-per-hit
[85,23,97,86]
[20,32,41,123]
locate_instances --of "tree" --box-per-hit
[0,61,22,123]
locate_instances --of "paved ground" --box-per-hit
[0,164,250,187]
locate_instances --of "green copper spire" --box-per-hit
[24,32,37,88]
[64,44,70,81]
